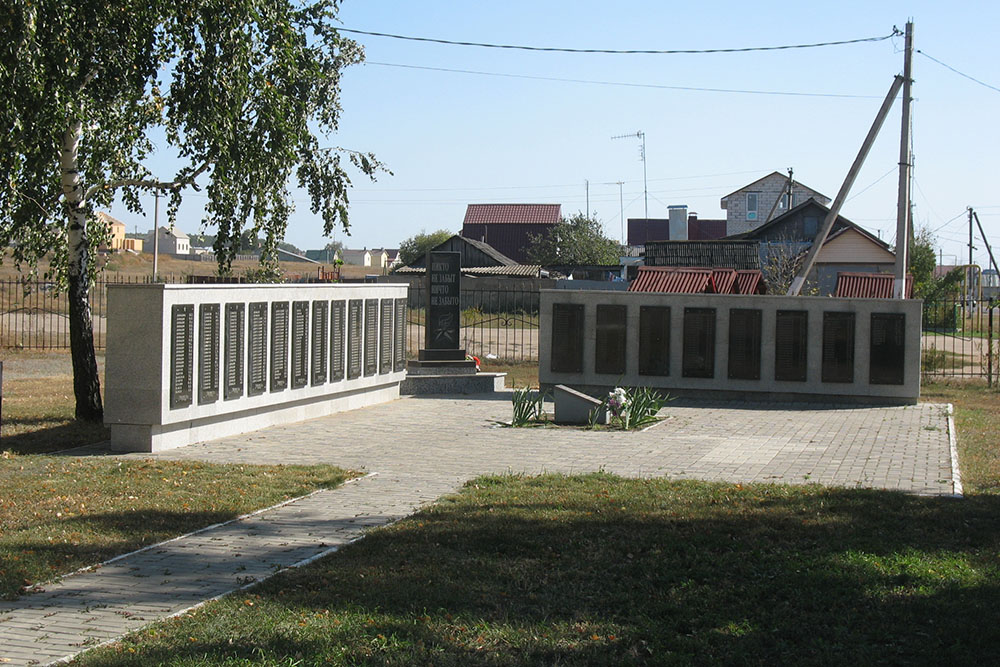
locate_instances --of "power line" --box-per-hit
[846,166,898,202]
[341,27,899,55]
[929,211,968,235]
[917,50,1000,93]
[366,61,883,99]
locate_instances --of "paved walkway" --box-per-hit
[0,395,957,665]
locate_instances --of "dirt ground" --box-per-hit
[0,349,95,380]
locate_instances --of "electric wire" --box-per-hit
[341,27,899,55]
[917,50,1000,93]
[846,166,898,202]
[365,61,883,99]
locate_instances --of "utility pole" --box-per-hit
[612,131,647,220]
[786,167,794,208]
[893,20,914,299]
[969,207,975,269]
[972,208,1000,278]
[152,189,160,281]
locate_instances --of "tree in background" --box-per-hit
[526,213,620,266]
[908,227,964,299]
[398,229,453,266]
[0,0,382,420]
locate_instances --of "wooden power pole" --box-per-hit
[893,21,914,299]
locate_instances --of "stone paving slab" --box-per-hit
[0,395,956,665]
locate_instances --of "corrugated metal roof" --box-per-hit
[644,240,761,270]
[394,264,541,277]
[463,203,562,225]
[735,270,767,295]
[712,268,738,294]
[834,272,913,298]
[628,267,716,293]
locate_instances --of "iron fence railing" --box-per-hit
[921,297,998,384]
[406,286,539,363]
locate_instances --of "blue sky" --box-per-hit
[116,1,999,268]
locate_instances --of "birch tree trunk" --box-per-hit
[61,121,103,421]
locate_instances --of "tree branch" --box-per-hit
[84,160,212,200]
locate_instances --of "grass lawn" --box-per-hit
[76,473,1000,666]
[0,454,353,600]
[1,375,111,455]
[921,380,1000,494]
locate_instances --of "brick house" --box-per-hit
[721,172,830,236]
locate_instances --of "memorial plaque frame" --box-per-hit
[364,298,378,377]
[775,310,808,382]
[550,303,584,373]
[247,302,267,396]
[394,297,407,372]
[197,303,220,404]
[330,300,345,382]
[595,304,627,375]
[822,311,855,383]
[223,303,245,400]
[169,304,194,409]
[290,301,309,389]
[728,308,762,380]
[270,302,289,392]
[869,312,905,385]
[311,300,329,386]
[638,306,670,376]
[347,299,363,380]
[425,251,461,351]
[682,307,716,379]
[379,299,394,374]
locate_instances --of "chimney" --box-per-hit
[668,205,688,241]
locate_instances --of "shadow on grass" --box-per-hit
[0,419,109,455]
[79,477,1000,666]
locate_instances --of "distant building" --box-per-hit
[341,248,372,266]
[721,172,829,236]
[145,226,190,255]
[627,206,726,245]
[305,248,341,264]
[97,212,127,250]
[461,203,561,263]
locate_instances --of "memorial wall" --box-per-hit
[105,284,407,452]
[540,290,921,402]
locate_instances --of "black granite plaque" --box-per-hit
[198,304,220,404]
[682,307,716,378]
[169,304,194,409]
[728,308,762,380]
[639,306,670,376]
[364,298,378,377]
[550,303,584,373]
[270,302,289,392]
[870,313,905,385]
[775,310,808,382]
[291,300,309,389]
[247,302,267,396]
[347,299,363,379]
[311,300,329,386]
[330,300,345,382]
[822,311,855,383]
[379,299,393,374]
[425,251,461,350]
[223,303,245,400]
[394,297,407,372]
[595,304,627,375]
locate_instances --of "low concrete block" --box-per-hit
[400,372,506,395]
[554,384,608,425]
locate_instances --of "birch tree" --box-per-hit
[0,0,381,421]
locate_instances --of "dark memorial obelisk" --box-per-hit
[409,250,476,373]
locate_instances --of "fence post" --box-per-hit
[990,299,994,388]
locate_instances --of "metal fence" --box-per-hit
[405,286,539,363]
[0,276,179,350]
[921,297,999,384]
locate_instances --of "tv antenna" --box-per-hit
[612,130,647,220]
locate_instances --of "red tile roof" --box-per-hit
[712,268,738,294]
[834,272,913,298]
[735,269,767,295]
[628,267,716,294]
[463,204,562,225]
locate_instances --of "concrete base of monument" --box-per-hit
[109,383,401,453]
[406,359,478,375]
[400,372,506,395]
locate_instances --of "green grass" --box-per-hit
[922,380,1000,494]
[0,454,353,599]
[76,474,1000,666]
[1,376,110,454]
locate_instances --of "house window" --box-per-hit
[746,193,759,221]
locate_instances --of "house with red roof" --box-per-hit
[461,203,561,264]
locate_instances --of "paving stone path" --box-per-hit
[0,395,957,665]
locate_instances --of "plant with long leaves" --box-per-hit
[511,387,548,427]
